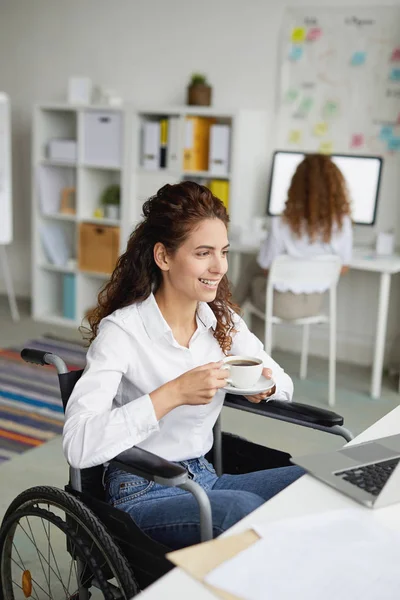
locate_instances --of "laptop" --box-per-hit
[291,434,400,509]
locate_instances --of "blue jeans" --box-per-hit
[105,457,304,550]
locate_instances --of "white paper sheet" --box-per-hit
[205,510,400,600]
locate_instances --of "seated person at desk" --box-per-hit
[234,153,353,319]
[63,182,303,551]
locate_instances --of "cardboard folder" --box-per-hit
[167,529,260,600]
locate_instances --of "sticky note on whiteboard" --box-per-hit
[391,47,400,62]
[288,130,302,144]
[319,141,333,154]
[379,126,393,140]
[351,51,366,66]
[313,122,328,137]
[390,68,400,81]
[350,133,364,148]
[307,27,322,41]
[291,27,306,43]
[388,137,400,151]
[289,45,303,61]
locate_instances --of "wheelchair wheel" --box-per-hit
[0,486,139,599]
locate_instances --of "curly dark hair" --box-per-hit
[85,181,239,354]
[282,153,352,243]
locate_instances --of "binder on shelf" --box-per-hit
[183,116,215,171]
[209,124,231,176]
[141,121,160,170]
[160,118,168,168]
[62,274,76,320]
[209,179,229,211]
[167,116,180,171]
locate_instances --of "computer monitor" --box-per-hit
[266,151,383,226]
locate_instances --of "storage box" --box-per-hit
[78,223,120,274]
[48,139,77,163]
[82,110,122,168]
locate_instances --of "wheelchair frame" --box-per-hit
[0,348,354,598]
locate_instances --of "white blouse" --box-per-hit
[63,294,293,469]
[257,216,353,293]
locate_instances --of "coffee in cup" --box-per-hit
[222,355,263,388]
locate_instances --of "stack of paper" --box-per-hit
[204,510,400,600]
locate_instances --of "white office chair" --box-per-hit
[243,255,342,407]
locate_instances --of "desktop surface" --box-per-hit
[267,150,383,226]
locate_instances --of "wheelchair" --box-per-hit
[0,348,354,599]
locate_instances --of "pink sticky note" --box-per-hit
[391,47,400,62]
[351,133,364,148]
[307,27,322,42]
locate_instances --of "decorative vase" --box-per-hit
[187,84,212,106]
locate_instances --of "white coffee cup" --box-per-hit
[222,355,263,388]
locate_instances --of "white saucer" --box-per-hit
[223,375,275,396]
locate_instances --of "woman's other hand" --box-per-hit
[243,367,276,404]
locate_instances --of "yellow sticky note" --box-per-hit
[319,141,333,154]
[313,122,328,137]
[288,130,302,144]
[291,27,306,43]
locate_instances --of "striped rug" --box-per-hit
[0,336,87,464]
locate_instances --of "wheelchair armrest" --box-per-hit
[224,394,344,427]
[110,446,188,487]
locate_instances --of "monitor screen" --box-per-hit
[267,151,383,226]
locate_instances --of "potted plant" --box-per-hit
[100,184,121,220]
[187,73,212,106]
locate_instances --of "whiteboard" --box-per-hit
[0,93,12,244]
[275,8,400,157]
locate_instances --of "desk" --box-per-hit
[229,244,400,400]
[137,403,400,599]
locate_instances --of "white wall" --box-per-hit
[0,0,399,366]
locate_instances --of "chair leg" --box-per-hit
[300,324,310,380]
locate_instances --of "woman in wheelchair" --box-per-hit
[63,181,304,551]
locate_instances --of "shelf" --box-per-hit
[80,270,111,280]
[183,170,230,180]
[80,217,120,227]
[39,263,77,274]
[35,313,79,327]
[80,163,121,172]
[41,212,77,222]
[39,158,77,168]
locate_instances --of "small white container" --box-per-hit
[47,139,77,163]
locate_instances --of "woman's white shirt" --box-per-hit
[63,294,293,469]
[257,216,353,293]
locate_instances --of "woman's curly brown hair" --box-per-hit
[85,182,239,354]
[282,154,351,243]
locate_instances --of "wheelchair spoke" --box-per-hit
[10,557,41,600]
[25,515,51,591]
[37,515,66,594]
[17,520,70,596]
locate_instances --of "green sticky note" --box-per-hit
[285,89,299,103]
[299,97,313,113]
[323,100,339,118]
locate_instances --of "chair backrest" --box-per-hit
[267,254,342,293]
[58,369,105,499]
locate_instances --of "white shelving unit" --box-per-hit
[32,103,133,327]
[32,104,268,328]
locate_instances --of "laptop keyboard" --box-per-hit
[335,457,400,496]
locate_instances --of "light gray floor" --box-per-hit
[0,296,399,522]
